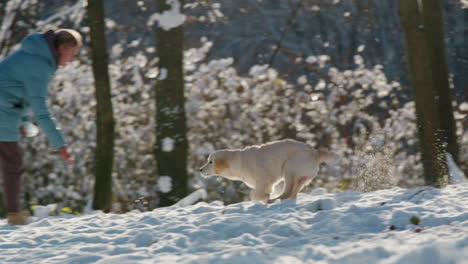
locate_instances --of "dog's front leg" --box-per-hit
[250,183,272,203]
[250,190,269,203]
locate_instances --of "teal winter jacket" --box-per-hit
[0,33,64,149]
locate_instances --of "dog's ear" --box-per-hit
[214,158,229,174]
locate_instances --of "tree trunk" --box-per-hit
[0,189,4,218]
[398,0,459,186]
[421,0,460,165]
[155,0,189,206]
[87,0,115,212]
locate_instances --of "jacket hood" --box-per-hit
[19,33,57,68]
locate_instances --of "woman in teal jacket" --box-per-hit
[0,29,81,225]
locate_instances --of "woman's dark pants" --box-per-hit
[0,142,22,213]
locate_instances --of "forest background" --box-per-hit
[0,0,466,214]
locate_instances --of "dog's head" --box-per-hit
[199,150,231,177]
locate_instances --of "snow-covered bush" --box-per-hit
[184,43,430,201]
[185,43,467,198]
[9,36,467,211]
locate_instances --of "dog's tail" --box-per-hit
[318,149,340,165]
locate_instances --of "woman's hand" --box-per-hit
[58,146,73,164]
[19,127,27,137]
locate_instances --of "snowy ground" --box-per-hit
[1,184,467,264]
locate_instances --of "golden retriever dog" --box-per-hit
[199,139,339,203]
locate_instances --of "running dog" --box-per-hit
[199,139,339,203]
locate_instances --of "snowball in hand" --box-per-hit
[23,122,39,137]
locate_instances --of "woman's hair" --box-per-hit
[54,29,82,48]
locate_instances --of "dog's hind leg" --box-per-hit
[288,176,310,200]
[278,174,295,200]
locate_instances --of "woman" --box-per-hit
[0,29,81,225]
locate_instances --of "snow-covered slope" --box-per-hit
[1,184,467,264]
